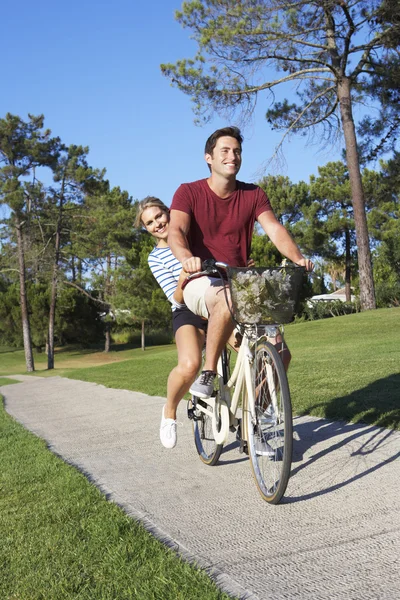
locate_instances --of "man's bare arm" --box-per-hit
[257,210,314,271]
[169,209,202,273]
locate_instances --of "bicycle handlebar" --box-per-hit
[202,259,228,272]
[181,259,305,290]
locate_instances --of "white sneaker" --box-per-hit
[160,405,177,449]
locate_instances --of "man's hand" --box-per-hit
[182,256,202,274]
[296,257,314,272]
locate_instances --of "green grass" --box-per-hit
[0,377,20,386]
[0,399,232,600]
[0,344,144,377]
[285,307,399,429]
[2,308,399,428]
[61,307,399,429]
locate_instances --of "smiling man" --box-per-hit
[169,126,313,399]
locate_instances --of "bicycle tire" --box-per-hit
[189,391,224,465]
[189,348,229,466]
[247,340,293,504]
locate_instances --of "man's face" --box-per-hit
[205,136,242,177]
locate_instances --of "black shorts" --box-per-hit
[172,307,208,336]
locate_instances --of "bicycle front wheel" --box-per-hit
[247,341,293,504]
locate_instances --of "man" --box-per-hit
[169,126,313,399]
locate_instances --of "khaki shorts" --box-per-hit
[183,276,223,319]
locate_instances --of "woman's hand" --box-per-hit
[173,269,188,305]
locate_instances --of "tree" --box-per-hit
[162,0,400,310]
[0,113,60,371]
[356,2,400,162]
[364,153,400,305]
[113,234,172,350]
[45,145,106,368]
[309,161,355,301]
[252,175,314,265]
[80,187,137,352]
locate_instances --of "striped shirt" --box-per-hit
[148,246,182,311]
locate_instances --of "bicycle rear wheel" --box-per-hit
[188,348,229,466]
[189,390,224,466]
[247,341,293,504]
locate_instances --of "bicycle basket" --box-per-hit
[227,266,305,324]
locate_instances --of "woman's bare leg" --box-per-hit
[164,325,205,420]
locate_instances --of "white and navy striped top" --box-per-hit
[148,246,182,311]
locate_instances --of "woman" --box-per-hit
[135,197,207,450]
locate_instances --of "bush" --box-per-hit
[111,327,173,347]
[301,299,360,321]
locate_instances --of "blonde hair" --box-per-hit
[134,196,170,228]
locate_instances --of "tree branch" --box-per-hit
[223,68,332,96]
[268,85,337,162]
[339,1,356,69]
[63,280,111,306]
[242,53,334,72]
[0,267,21,274]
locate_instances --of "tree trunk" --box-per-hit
[104,321,111,352]
[48,187,64,370]
[338,78,376,310]
[141,320,145,351]
[47,256,58,369]
[344,227,351,302]
[71,255,76,282]
[78,259,83,282]
[16,221,35,372]
[104,254,112,353]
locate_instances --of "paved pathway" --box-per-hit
[2,375,400,599]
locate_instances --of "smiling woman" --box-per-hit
[135,197,207,450]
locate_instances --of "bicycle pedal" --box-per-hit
[187,407,202,421]
[239,440,248,455]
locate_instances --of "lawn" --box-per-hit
[1,308,399,428]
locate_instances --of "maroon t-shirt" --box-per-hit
[171,178,272,267]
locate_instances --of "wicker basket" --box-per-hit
[227,266,305,324]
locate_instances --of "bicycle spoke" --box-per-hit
[247,341,293,504]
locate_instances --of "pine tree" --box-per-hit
[162,0,400,310]
[0,113,60,371]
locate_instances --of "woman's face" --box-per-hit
[141,206,169,241]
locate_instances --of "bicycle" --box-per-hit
[185,260,305,504]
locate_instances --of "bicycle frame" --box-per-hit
[196,325,282,446]
[198,328,256,445]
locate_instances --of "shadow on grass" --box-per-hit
[301,373,400,430]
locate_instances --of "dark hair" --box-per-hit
[204,126,243,156]
[135,196,169,228]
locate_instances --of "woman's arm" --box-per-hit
[172,268,187,305]
[148,254,180,303]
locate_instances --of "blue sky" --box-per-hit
[2,0,347,207]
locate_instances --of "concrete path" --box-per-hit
[2,375,400,600]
